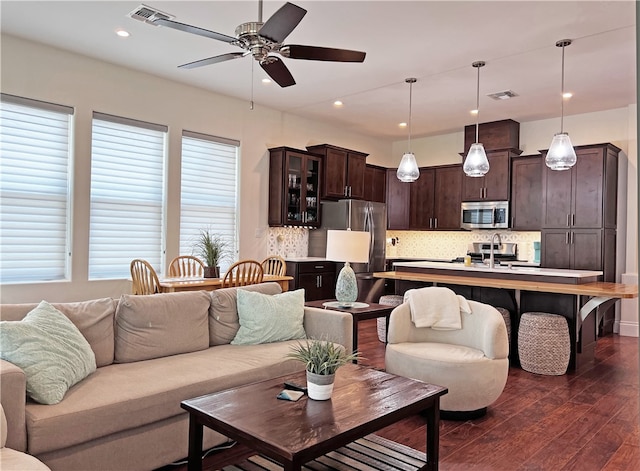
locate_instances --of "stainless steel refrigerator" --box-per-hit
[308,200,387,302]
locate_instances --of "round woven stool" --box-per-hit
[518,312,570,375]
[495,307,511,349]
[377,295,404,342]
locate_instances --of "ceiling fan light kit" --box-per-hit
[397,78,420,183]
[546,39,577,171]
[463,61,490,177]
[144,1,366,88]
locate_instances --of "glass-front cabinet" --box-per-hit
[268,147,322,227]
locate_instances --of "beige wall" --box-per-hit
[0,35,391,303]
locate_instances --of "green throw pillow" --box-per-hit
[231,289,307,345]
[0,301,96,404]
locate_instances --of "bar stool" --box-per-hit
[377,295,404,342]
[518,312,570,375]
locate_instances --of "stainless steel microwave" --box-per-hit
[461,201,509,230]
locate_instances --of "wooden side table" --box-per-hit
[304,299,395,359]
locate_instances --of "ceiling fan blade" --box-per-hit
[258,2,307,43]
[178,52,246,69]
[282,45,366,62]
[153,18,237,44]
[260,58,296,87]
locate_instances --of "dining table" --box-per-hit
[158,274,293,293]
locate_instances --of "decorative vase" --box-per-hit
[306,371,335,400]
[203,266,220,278]
[335,261,358,305]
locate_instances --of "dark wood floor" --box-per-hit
[172,319,639,471]
[355,319,640,471]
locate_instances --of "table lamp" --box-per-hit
[325,229,370,306]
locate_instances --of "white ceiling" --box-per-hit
[1,1,636,139]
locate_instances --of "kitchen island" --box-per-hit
[374,262,637,372]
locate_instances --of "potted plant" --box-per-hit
[193,229,231,278]
[287,339,360,400]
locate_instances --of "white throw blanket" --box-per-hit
[404,287,472,330]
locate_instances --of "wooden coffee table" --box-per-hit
[181,364,447,471]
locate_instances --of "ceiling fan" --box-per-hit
[143,1,366,87]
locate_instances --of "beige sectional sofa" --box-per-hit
[0,283,352,470]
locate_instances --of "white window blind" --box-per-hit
[89,112,167,279]
[0,94,73,283]
[180,131,238,272]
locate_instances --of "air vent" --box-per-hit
[127,4,174,25]
[487,90,519,100]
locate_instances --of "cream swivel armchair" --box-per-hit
[385,290,509,419]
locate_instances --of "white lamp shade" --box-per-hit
[546,132,577,170]
[325,230,370,263]
[396,152,420,182]
[463,143,490,177]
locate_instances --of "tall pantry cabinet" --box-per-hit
[540,143,620,333]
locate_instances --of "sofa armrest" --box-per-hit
[0,360,27,451]
[303,307,353,353]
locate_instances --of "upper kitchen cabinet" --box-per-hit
[541,143,620,230]
[306,144,368,200]
[463,119,520,154]
[461,150,519,201]
[268,147,322,227]
[363,164,387,203]
[387,164,462,231]
[510,155,543,231]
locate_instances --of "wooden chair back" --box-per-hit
[222,260,264,288]
[168,255,205,277]
[261,255,287,276]
[130,259,161,295]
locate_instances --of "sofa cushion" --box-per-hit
[24,342,305,455]
[209,282,282,345]
[114,291,210,363]
[232,289,306,345]
[0,298,116,367]
[0,301,96,405]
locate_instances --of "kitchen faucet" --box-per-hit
[489,233,502,269]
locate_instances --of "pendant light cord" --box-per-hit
[560,43,565,133]
[475,64,480,143]
[408,80,413,154]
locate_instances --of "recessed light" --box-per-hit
[470,109,479,115]
[262,78,272,84]
[398,122,407,128]
[333,100,343,107]
[563,92,573,99]
[115,29,130,38]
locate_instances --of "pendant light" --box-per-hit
[397,77,420,182]
[546,39,577,171]
[463,61,490,177]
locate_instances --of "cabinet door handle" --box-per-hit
[566,214,570,227]
[434,218,438,229]
[572,213,575,226]
[571,231,575,244]
[480,188,483,199]
[314,265,324,269]
[565,231,569,244]
[349,186,352,197]
[429,218,433,229]
[344,186,348,197]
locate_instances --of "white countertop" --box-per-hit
[393,261,602,279]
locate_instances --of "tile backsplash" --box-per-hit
[268,227,541,263]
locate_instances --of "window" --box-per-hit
[0,94,73,283]
[180,130,239,271]
[89,113,167,279]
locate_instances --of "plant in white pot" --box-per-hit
[193,229,231,278]
[287,339,360,400]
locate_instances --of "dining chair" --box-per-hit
[130,259,161,295]
[168,255,205,277]
[221,260,264,288]
[261,255,287,277]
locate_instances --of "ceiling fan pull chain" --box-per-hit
[250,60,255,110]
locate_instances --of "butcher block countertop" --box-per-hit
[373,271,638,299]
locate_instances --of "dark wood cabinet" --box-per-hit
[541,143,620,230]
[268,147,321,227]
[285,260,336,301]
[510,155,543,231]
[539,143,620,335]
[386,164,462,230]
[306,144,368,200]
[386,168,410,230]
[461,150,516,201]
[363,164,387,203]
